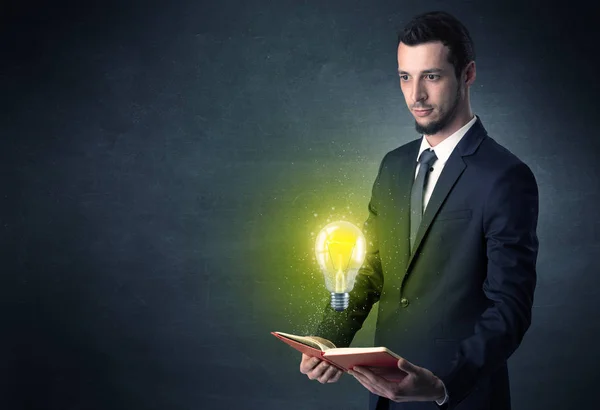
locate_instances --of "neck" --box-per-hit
[425,107,474,147]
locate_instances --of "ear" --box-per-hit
[464,61,476,85]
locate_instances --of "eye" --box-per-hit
[426,74,440,80]
[399,74,409,81]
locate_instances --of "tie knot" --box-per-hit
[418,149,437,166]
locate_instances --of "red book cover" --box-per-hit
[272,331,408,382]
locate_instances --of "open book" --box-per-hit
[272,331,408,382]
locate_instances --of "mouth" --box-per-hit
[413,108,433,117]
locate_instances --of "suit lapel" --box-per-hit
[404,117,488,273]
[405,154,466,269]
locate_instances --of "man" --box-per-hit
[299,10,539,410]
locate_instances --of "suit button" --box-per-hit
[400,297,409,308]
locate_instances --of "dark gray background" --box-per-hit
[2,0,598,409]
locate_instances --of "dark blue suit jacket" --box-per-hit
[315,117,539,410]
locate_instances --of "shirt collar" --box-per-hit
[417,115,478,163]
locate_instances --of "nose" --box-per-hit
[411,78,427,104]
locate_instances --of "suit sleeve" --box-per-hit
[438,162,539,409]
[313,155,388,348]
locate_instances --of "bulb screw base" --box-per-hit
[331,292,349,311]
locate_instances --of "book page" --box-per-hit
[273,332,336,351]
[325,346,401,359]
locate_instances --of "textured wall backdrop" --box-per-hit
[2,0,599,409]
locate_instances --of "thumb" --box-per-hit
[397,358,416,373]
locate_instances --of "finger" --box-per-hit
[396,358,418,374]
[327,369,343,383]
[350,371,386,397]
[307,360,332,380]
[318,365,340,384]
[353,366,389,387]
[300,355,322,374]
[350,370,373,389]
[352,369,396,398]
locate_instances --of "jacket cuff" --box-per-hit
[437,358,480,409]
[435,380,449,405]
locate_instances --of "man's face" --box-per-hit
[397,41,463,136]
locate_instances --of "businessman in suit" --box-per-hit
[299,11,539,410]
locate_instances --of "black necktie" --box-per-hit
[410,149,437,252]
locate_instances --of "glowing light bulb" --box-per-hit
[314,221,366,311]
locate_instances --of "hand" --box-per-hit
[348,358,445,403]
[299,353,343,384]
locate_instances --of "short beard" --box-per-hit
[414,84,462,135]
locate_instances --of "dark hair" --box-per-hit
[398,11,475,79]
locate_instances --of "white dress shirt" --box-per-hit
[415,115,478,212]
[413,115,478,406]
